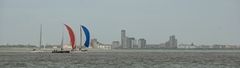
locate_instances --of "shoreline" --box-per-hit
[1,48,240,53]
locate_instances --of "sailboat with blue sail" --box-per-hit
[52,24,91,53]
[79,25,90,51]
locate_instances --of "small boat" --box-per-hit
[52,50,70,53]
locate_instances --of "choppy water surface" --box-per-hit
[0,50,240,68]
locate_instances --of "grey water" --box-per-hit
[0,50,240,68]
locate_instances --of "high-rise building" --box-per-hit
[121,30,127,48]
[165,35,177,48]
[121,29,146,49]
[138,38,146,48]
[126,37,135,48]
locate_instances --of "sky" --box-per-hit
[0,0,240,45]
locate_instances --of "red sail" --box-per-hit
[64,24,76,49]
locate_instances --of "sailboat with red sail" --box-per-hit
[52,24,91,53]
[64,24,76,50]
[52,24,75,53]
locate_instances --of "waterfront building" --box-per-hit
[121,30,127,48]
[178,43,196,48]
[126,37,136,48]
[146,44,160,48]
[165,35,177,48]
[138,38,146,48]
[112,41,120,49]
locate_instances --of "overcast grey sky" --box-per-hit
[0,0,239,45]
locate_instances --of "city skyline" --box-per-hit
[0,0,240,45]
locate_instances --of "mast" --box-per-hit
[39,24,42,50]
[80,25,83,48]
[60,25,64,50]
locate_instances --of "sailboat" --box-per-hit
[79,25,90,51]
[32,24,44,52]
[52,24,74,53]
[52,24,91,53]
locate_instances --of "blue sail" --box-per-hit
[81,25,90,48]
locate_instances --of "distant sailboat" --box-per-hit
[52,24,75,53]
[79,25,91,51]
[81,25,91,48]
[32,24,44,52]
[39,24,42,50]
[64,24,76,50]
[60,25,64,50]
[52,24,91,53]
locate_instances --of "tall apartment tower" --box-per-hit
[126,37,136,48]
[165,35,177,48]
[121,30,127,48]
[138,38,146,48]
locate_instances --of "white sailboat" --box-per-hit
[32,24,44,52]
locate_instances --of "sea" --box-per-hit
[0,48,240,68]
